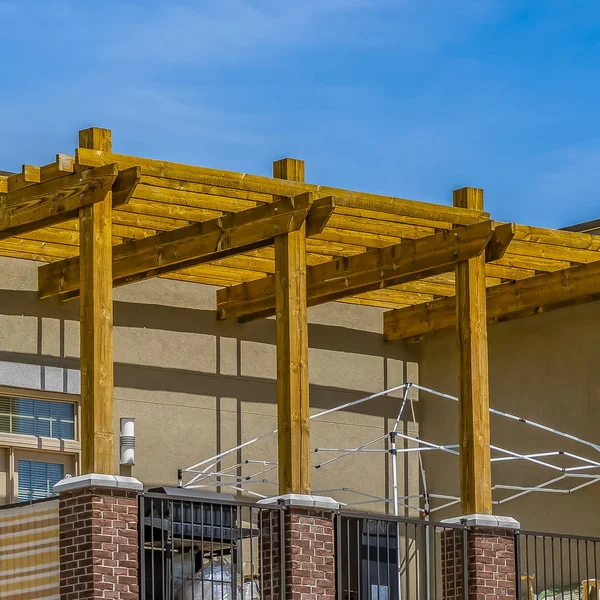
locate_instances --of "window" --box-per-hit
[0,397,75,440]
[17,459,64,501]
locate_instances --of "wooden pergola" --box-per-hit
[3,127,600,516]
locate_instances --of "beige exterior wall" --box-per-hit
[419,301,600,535]
[3,251,599,531]
[0,256,420,513]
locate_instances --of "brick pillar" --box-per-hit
[258,494,339,600]
[441,515,519,600]
[54,473,143,600]
[260,508,282,600]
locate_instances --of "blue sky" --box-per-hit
[1,0,599,228]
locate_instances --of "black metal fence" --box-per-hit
[335,511,469,600]
[139,491,285,600]
[515,530,600,600]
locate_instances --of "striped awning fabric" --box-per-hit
[0,499,59,599]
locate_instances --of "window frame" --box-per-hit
[0,385,79,442]
[0,385,80,505]
[16,458,65,502]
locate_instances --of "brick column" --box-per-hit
[441,515,519,600]
[258,494,339,600]
[54,474,143,600]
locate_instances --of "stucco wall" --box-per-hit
[418,301,600,535]
[0,256,420,513]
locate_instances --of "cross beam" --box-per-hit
[217,221,515,321]
[384,256,600,341]
[38,194,334,299]
[0,164,139,240]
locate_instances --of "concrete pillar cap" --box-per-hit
[53,473,143,494]
[441,513,520,529]
[257,493,340,511]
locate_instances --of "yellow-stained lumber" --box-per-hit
[6,165,41,192]
[40,154,75,182]
[38,194,333,298]
[76,147,488,226]
[274,158,311,495]
[0,164,119,239]
[384,257,600,341]
[78,127,114,475]
[454,187,492,516]
[217,221,514,321]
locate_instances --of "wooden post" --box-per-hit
[79,127,114,474]
[274,158,310,495]
[454,187,492,515]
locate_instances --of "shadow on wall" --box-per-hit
[417,300,600,536]
[0,277,421,511]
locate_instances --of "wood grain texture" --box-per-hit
[2,133,600,314]
[385,256,600,340]
[76,147,488,225]
[273,158,310,495]
[6,165,41,192]
[216,220,507,321]
[0,163,119,239]
[454,187,492,515]
[78,127,114,475]
[38,195,314,299]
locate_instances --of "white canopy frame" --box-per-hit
[179,383,600,516]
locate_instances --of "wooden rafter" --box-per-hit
[0,164,124,240]
[384,257,600,341]
[217,221,515,322]
[3,128,600,314]
[75,147,488,226]
[38,193,335,299]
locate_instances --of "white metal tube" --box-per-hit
[412,383,600,452]
[495,475,567,505]
[314,434,390,468]
[490,445,565,472]
[391,432,399,517]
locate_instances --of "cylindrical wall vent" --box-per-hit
[120,417,135,466]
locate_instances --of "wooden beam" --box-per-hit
[385,256,600,341]
[76,147,488,226]
[453,187,492,516]
[274,158,310,495]
[6,165,41,192]
[38,193,330,299]
[0,163,120,240]
[40,154,75,182]
[217,221,514,321]
[79,127,113,153]
[112,166,142,207]
[78,127,114,475]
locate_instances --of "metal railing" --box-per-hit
[515,530,600,600]
[139,491,285,600]
[335,511,469,600]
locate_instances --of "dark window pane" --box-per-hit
[48,463,64,485]
[17,460,64,501]
[13,416,35,436]
[50,402,74,421]
[34,419,51,438]
[17,460,33,501]
[14,398,34,416]
[0,414,9,433]
[34,400,50,419]
[53,421,74,440]
[0,396,10,414]
[3,397,76,440]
